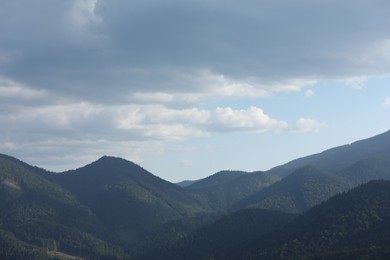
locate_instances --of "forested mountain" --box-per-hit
[270,129,390,177]
[338,157,390,185]
[238,180,390,259]
[176,179,199,188]
[186,170,248,190]
[1,130,390,259]
[186,170,280,210]
[151,181,390,259]
[0,155,125,259]
[232,166,350,213]
[49,156,208,242]
[141,208,296,260]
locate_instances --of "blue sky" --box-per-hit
[1,0,390,181]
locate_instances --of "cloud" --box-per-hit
[305,89,314,97]
[1,0,389,103]
[209,106,288,132]
[180,159,193,167]
[341,76,367,89]
[1,0,385,172]
[67,0,102,29]
[0,77,46,99]
[384,98,390,107]
[291,118,325,133]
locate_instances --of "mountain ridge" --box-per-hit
[1,129,390,258]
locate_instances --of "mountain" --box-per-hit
[186,171,280,210]
[186,170,248,190]
[269,129,390,177]
[232,166,351,213]
[176,180,198,188]
[337,157,390,185]
[0,230,49,260]
[140,208,296,260]
[153,180,390,260]
[239,180,390,259]
[49,156,208,242]
[1,129,390,259]
[0,154,125,259]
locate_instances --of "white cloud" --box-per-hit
[127,70,318,107]
[116,105,288,138]
[383,97,390,107]
[209,106,288,132]
[180,159,193,167]
[305,89,314,97]
[292,118,325,133]
[342,76,367,89]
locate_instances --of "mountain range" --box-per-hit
[1,129,390,259]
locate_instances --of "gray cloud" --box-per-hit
[1,0,389,102]
[0,0,388,173]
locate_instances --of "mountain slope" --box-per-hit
[50,156,207,242]
[186,171,280,210]
[269,129,390,177]
[140,208,296,260]
[232,166,350,213]
[156,180,390,260]
[186,170,248,190]
[241,180,390,259]
[0,154,124,259]
[338,157,390,185]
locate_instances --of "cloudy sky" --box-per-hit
[1,0,390,182]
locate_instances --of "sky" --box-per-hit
[1,0,390,182]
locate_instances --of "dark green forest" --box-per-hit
[1,130,390,259]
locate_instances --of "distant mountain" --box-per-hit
[176,180,198,188]
[232,166,350,213]
[186,171,280,210]
[270,129,390,177]
[186,170,248,190]
[50,156,208,242]
[0,154,124,259]
[338,157,390,185]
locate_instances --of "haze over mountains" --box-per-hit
[1,130,390,259]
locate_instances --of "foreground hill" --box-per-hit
[50,156,208,242]
[140,208,296,260]
[232,166,350,213]
[0,154,124,259]
[270,129,390,177]
[241,180,390,259]
[150,180,390,259]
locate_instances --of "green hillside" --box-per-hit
[186,170,248,190]
[243,180,390,259]
[232,166,350,213]
[0,155,125,259]
[153,180,390,260]
[50,156,208,242]
[338,157,390,185]
[141,208,296,260]
[187,171,280,210]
